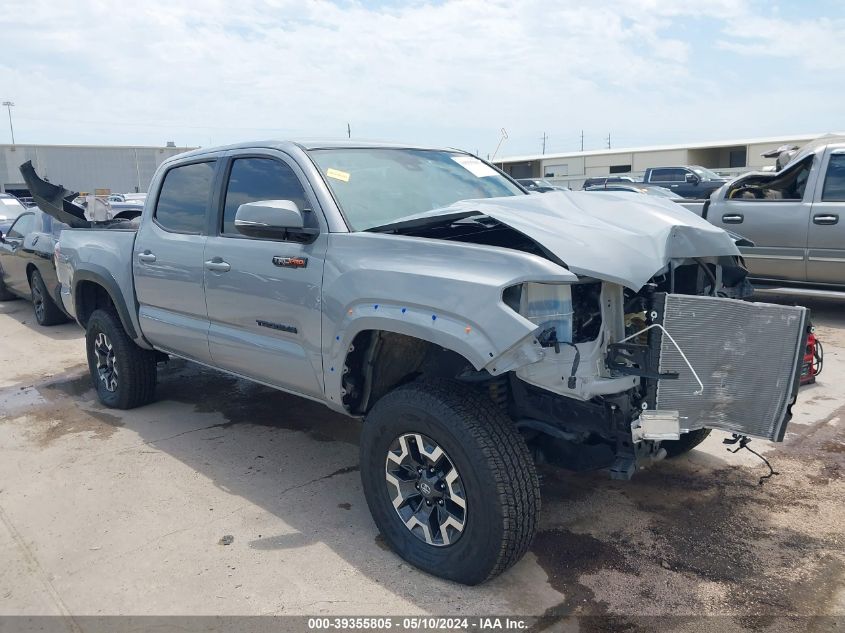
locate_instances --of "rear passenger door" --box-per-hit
[133,159,218,364]
[203,151,328,398]
[807,148,845,285]
[648,168,690,197]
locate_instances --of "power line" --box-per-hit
[15,114,300,133]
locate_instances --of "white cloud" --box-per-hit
[0,0,841,155]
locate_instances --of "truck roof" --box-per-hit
[166,139,452,162]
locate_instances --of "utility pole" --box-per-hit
[347,123,351,139]
[541,132,547,155]
[606,132,611,149]
[2,101,15,146]
[580,130,584,151]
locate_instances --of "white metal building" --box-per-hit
[0,143,195,197]
[497,133,828,188]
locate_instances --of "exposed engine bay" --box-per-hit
[504,261,806,480]
[375,208,808,479]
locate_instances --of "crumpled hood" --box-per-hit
[386,191,740,290]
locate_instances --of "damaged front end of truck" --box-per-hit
[369,192,810,479]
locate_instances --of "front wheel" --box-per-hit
[86,309,157,409]
[663,428,712,458]
[360,379,540,585]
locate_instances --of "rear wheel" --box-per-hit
[360,379,540,585]
[86,309,157,409]
[663,428,712,458]
[30,269,66,326]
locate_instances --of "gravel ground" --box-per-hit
[0,293,843,632]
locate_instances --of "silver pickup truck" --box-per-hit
[706,135,845,288]
[26,141,809,585]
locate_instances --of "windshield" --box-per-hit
[690,166,723,181]
[0,197,26,221]
[308,148,523,230]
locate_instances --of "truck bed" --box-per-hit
[56,227,146,346]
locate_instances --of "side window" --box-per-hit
[154,161,215,233]
[650,169,683,182]
[726,156,813,201]
[7,213,35,238]
[222,157,309,236]
[822,154,845,201]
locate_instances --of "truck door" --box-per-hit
[807,148,845,285]
[203,152,328,399]
[647,168,690,197]
[708,157,815,283]
[133,159,217,364]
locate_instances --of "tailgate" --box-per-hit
[654,294,808,441]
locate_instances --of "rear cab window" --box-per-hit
[154,161,216,233]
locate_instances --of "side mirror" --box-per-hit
[0,231,4,243]
[234,200,318,242]
[685,172,700,184]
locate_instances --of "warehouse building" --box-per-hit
[0,143,195,197]
[497,133,825,189]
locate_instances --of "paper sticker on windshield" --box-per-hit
[326,168,350,182]
[452,156,498,178]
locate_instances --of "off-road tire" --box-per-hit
[86,308,157,409]
[663,428,712,458]
[360,378,540,585]
[30,269,66,326]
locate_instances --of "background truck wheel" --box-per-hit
[85,308,157,409]
[662,428,712,458]
[360,378,540,585]
[29,269,66,326]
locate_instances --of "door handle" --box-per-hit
[204,258,231,273]
[813,214,839,225]
[670,184,679,188]
[137,251,157,263]
[722,214,744,224]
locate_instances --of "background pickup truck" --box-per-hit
[642,165,727,199]
[26,141,809,586]
[705,135,845,289]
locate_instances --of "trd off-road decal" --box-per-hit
[272,255,308,269]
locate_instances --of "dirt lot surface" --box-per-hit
[1,293,844,632]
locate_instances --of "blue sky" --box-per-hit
[0,0,842,157]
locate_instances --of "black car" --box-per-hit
[0,193,29,235]
[0,207,69,325]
